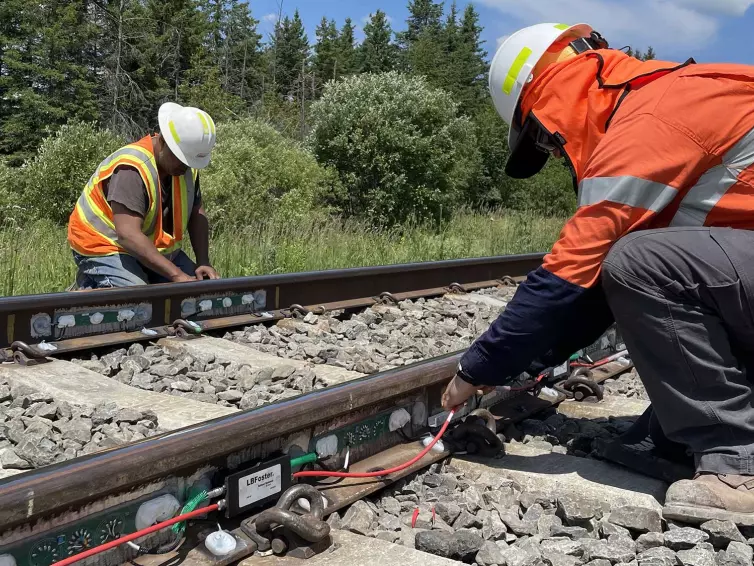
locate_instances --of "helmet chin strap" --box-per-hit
[569,31,609,54]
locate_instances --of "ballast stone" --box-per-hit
[664,528,709,551]
[716,541,754,566]
[609,506,663,534]
[698,520,746,548]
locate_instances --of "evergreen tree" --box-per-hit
[335,18,358,77]
[270,9,309,97]
[452,4,488,113]
[313,17,339,91]
[217,0,262,101]
[627,46,656,61]
[0,0,99,164]
[95,0,147,137]
[359,10,397,73]
[399,0,443,47]
[443,1,459,53]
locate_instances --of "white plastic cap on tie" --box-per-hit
[158,102,217,169]
[205,524,237,556]
[489,23,593,149]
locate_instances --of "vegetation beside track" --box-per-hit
[0,211,564,296]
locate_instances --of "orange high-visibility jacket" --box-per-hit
[68,135,198,257]
[460,50,754,386]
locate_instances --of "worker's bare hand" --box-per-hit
[195,265,220,280]
[442,375,494,411]
[171,272,196,283]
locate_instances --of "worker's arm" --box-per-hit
[187,203,219,280]
[456,113,713,388]
[112,203,194,283]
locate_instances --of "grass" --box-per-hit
[0,210,565,297]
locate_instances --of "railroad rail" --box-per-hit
[0,254,543,359]
[0,253,641,566]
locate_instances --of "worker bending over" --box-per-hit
[442,23,754,525]
[67,102,220,288]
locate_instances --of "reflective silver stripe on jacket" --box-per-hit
[670,126,754,226]
[578,176,678,212]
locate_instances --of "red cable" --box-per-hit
[506,373,547,393]
[53,503,220,566]
[293,408,457,479]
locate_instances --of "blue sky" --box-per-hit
[251,0,754,65]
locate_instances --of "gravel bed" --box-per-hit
[226,289,515,373]
[70,288,513,410]
[72,342,326,410]
[0,376,164,471]
[329,463,754,565]
[603,370,648,401]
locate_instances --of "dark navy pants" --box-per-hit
[603,227,754,475]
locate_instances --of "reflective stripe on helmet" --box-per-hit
[197,112,210,136]
[169,120,182,144]
[503,47,533,95]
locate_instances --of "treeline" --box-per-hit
[0,0,658,222]
[1,0,487,161]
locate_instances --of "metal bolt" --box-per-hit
[271,537,288,555]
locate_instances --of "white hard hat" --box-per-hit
[158,102,217,169]
[489,23,593,177]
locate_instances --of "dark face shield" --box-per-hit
[504,111,557,179]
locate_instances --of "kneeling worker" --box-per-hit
[442,23,754,524]
[68,102,220,288]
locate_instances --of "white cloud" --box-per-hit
[673,0,754,16]
[263,13,278,23]
[476,0,751,51]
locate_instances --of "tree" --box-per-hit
[269,9,309,98]
[0,1,100,164]
[443,1,459,53]
[313,17,339,92]
[143,0,208,103]
[399,0,443,47]
[334,18,358,77]
[452,4,488,114]
[94,0,150,138]
[218,0,263,101]
[627,46,657,61]
[359,10,397,74]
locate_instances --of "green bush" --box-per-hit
[0,160,22,222]
[504,160,577,217]
[309,71,481,225]
[201,118,340,229]
[471,104,576,216]
[22,120,125,224]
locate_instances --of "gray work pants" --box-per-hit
[602,227,754,475]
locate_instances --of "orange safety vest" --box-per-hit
[68,135,197,257]
[519,49,754,289]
